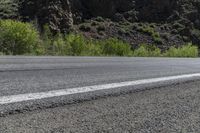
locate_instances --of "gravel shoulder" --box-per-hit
[1,81,200,133]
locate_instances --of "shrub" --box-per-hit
[79,24,91,32]
[0,0,19,19]
[91,21,98,26]
[0,52,4,55]
[149,23,156,28]
[95,16,105,22]
[41,24,54,55]
[133,44,161,57]
[171,29,178,34]
[0,20,41,55]
[173,22,185,29]
[147,45,162,57]
[51,33,72,56]
[164,43,198,57]
[65,34,87,56]
[118,29,126,35]
[140,26,154,36]
[97,25,106,32]
[161,33,170,40]
[101,38,132,56]
[64,34,102,56]
[133,45,149,57]
[152,32,162,44]
[84,40,103,56]
[138,25,162,44]
[153,36,163,44]
[191,29,200,42]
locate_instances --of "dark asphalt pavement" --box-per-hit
[1,56,200,132]
[1,56,200,96]
[1,80,200,133]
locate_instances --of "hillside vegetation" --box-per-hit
[0,0,199,57]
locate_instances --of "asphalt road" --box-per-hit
[1,56,200,132]
[1,80,200,133]
[1,56,200,97]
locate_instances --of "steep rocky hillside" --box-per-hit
[8,0,200,49]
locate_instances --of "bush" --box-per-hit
[0,0,18,19]
[91,21,98,26]
[0,20,198,58]
[65,34,87,56]
[97,25,106,32]
[173,22,185,29]
[133,44,161,57]
[0,52,4,55]
[153,36,163,44]
[140,26,154,36]
[0,20,41,55]
[41,24,53,55]
[101,38,132,56]
[52,34,72,56]
[79,24,91,32]
[161,33,170,40]
[95,16,104,22]
[84,40,103,56]
[65,34,102,56]
[164,43,198,57]
[138,25,162,44]
[133,45,149,57]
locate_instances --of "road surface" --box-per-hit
[1,56,200,96]
[1,56,200,132]
[1,79,200,132]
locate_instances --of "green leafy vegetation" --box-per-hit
[65,34,101,56]
[137,25,163,44]
[0,20,41,55]
[101,38,132,56]
[41,25,130,56]
[133,44,161,57]
[0,20,198,57]
[163,43,198,57]
[133,43,198,57]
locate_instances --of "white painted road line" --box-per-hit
[1,73,200,105]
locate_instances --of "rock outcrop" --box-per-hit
[19,0,200,46]
[20,0,200,29]
[20,0,73,33]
